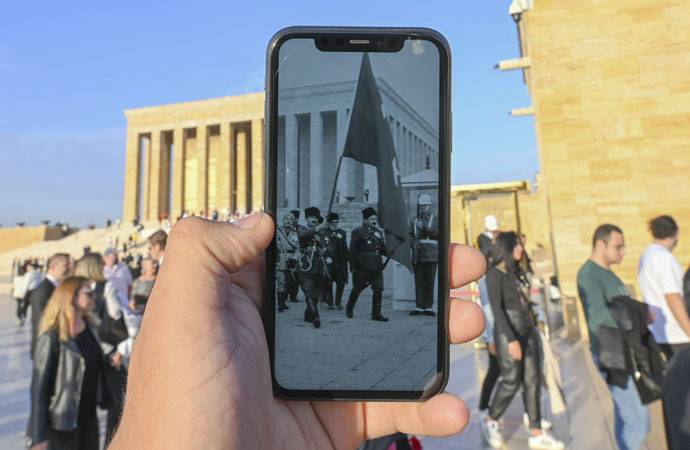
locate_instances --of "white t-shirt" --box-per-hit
[638,243,689,344]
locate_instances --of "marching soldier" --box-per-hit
[275,212,299,312]
[288,209,304,303]
[323,212,349,309]
[345,207,389,322]
[409,194,439,316]
[298,207,329,328]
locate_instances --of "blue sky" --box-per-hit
[0,1,537,227]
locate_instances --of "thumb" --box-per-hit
[149,213,275,312]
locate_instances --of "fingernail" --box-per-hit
[234,212,264,229]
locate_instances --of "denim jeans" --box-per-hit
[594,355,651,450]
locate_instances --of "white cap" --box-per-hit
[484,215,499,232]
[418,194,432,205]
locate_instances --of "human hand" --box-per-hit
[30,441,48,450]
[487,342,497,356]
[110,351,122,368]
[508,340,523,361]
[110,213,487,449]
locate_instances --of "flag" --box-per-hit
[342,53,412,271]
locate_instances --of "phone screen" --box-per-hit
[269,32,447,397]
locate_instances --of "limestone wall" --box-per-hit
[0,226,64,254]
[523,1,690,309]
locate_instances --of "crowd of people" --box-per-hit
[275,195,438,329]
[476,213,690,450]
[10,229,168,450]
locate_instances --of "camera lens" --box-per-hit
[336,37,345,46]
[320,38,330,46]
[388,38,397,47]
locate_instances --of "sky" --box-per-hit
[0,1,537,227]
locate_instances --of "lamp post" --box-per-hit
[509,0,526,81]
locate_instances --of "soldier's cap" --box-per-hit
[284,211,296,220]
[362,207,377,219]
[290,209,300,220]
[326,212,339,222]
[418,194,432,205]
[304,206,321,218]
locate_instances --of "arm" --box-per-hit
[486,269,516,342]
[426,215,439,239]
[666,293,690,339]
[29,333,58,446]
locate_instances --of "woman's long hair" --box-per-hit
[489,231,520,273]
[38,276,89,342]
[75,253,106,282]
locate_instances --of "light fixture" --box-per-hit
[509,0,525,23]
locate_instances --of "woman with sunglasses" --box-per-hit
[27,276,106,450]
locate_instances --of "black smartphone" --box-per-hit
[264,26,451,401]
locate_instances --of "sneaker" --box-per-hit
[409,308,424,316]
[480,417,503,448]
[528,431,565,450]
[422,308,436,316]
[523,413,553,431]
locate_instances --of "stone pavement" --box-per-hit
[275,294,438,391]
[0,276,668,449]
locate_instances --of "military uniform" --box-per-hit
[410,210,439,314]
[276,221,299,312]
[346,207,389,321]
[323,212,349,309]
[288,210,303,302]
[298,207,328,328]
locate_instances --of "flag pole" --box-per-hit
[327,154,345,216]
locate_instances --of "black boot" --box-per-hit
[277,293,289,312]
[312,300,321,328]
[304,298,313,323]
[371,291,389,322]
[345,292,357,319]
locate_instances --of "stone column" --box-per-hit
[309,111,323,207]
[285,114,298,208]
[217,123,231,215]
[251,119,264,212]
[148,130,163,222]
[196,125,208,216]
[122,129,140,222]
[172,128,185,221]
[141,134,152,222]
[235,126,248,214]
[336,109,352,201]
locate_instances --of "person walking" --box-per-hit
[346,207,389,322]
[480,232,564,450]
[12,262,43,326]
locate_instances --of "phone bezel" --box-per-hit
[263,26,452,401]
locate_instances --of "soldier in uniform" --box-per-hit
[288,209,304,302]
[298,207,329,328]
[409,194,439,316]
[275,212,299,312]
[345,207,389,322]
[323,212,349,310]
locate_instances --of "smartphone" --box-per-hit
[264,26,451,401]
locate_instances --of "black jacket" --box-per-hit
[29,279,56,358]
[683,267,690,313]
[27,326,108,446]
[349,226,387,272]
[596,296,665,403]
[486,266,535,342]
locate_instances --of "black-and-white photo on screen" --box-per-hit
[274,38,441,391]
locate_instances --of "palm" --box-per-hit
[113,216,486,450]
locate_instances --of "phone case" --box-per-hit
[263,26,452,401]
